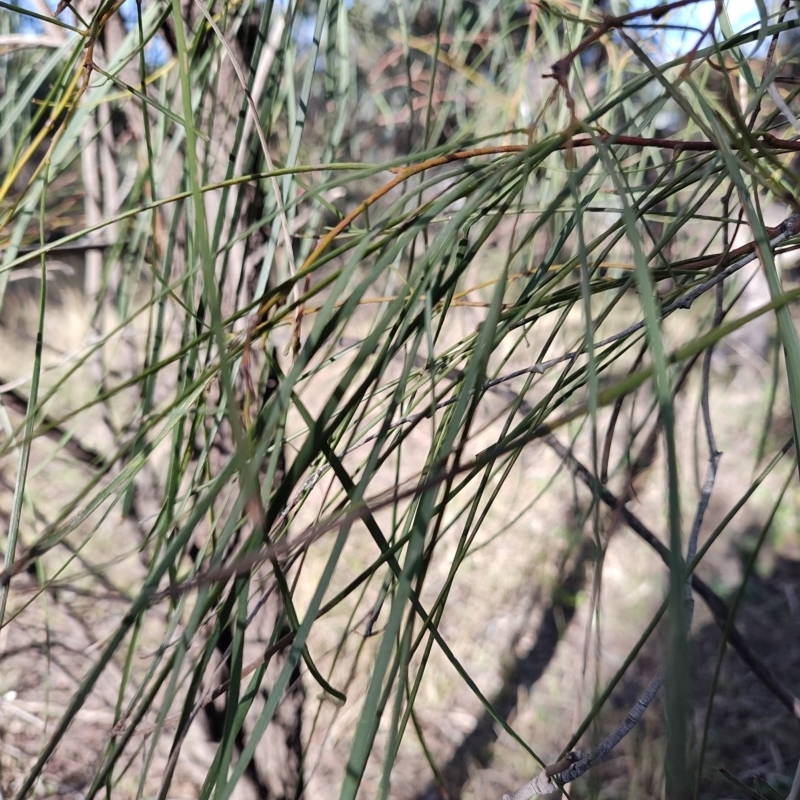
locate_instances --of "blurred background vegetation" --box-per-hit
[1,0,800,798]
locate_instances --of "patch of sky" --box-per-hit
[626,0,791,61]
[117,0,170,67]
[7,0,354,69]
[7,0,54,35]
[5,0,167,64]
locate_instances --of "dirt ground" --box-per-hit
[1,248,799,800]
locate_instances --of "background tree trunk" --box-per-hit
[89,5,305,797]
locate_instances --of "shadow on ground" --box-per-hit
[414,538,597,800]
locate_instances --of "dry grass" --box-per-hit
[2,253,799,799]
[3,4,800,795]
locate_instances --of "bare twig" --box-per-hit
[544,434,800,721]
[503,672,664,799]
[545,0,704,118]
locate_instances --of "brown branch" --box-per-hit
[544,434,800,723]
[503,435,800,799]
[252,132,800,316]
[544,0,705,118]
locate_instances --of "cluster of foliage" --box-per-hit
[2,0,800,798]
